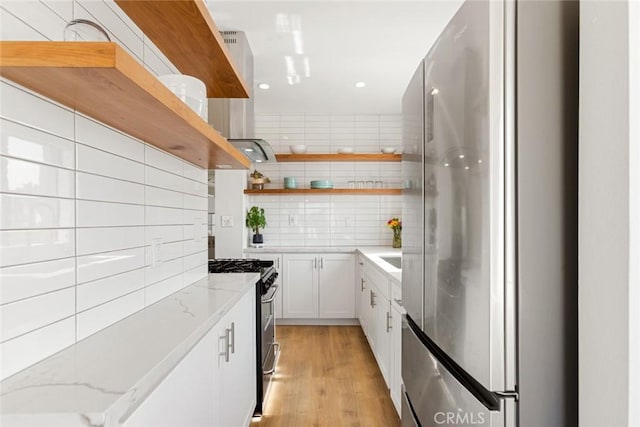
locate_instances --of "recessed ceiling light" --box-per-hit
[465,166,470,170]
[216,164,232,169]
[444,163,450,167]
[244,148,254,152]
[431,88,439,95]
[258,83,270,90]
[478,159,482,164]
[255,159,264,163]
[354,81,366,88]
[459,154,465,159]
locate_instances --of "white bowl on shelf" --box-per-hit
[158,74,207,119]
[337,147,354,154]
[381,147,396,154]
[289,145,308,154]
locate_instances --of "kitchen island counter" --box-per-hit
[0,272,258,427]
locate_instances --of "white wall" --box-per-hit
[579,2,638,426]
[248,113,402,247]
[214,170,247,258]
[0,0,208,380]
[628,3,639,426]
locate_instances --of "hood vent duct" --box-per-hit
[208,31,277,163]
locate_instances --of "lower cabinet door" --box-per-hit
[374,296,392,387]
[318,253,355,318]
[217,290,257,427]
[124,327,218,427]
[283,254,318,318]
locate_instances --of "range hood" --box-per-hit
[208,31,277,163]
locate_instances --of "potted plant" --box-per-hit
[246,206,267,245]
[250,169,271,190]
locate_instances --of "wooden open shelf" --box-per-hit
[0,42,250,170]
[115,0,249,98]
[276,153,401,162]
[244,189,402,195]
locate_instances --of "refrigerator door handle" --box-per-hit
[494,390,519,400]
[405,314,505,411]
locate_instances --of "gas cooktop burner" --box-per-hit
[208,258,277,295]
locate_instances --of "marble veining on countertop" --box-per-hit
[0,273,259,427]
[244,246,357,254]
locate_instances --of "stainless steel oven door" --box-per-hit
[261,284,280,401]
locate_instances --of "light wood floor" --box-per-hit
[251,325,400,427]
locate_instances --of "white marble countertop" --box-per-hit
[355,247,403,283]
[0,273,259,427]
[244,246,356,254]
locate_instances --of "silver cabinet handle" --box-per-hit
[320,257,324,269]
[386,311,392,333]
[229,322,235,354]
[314,257,317,269]
[361,278,365,291]
[370,290,376,307]
[221,331,230,363]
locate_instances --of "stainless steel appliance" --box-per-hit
[208,258,280,415]
[401,1,578,426]
[208,31,277,163]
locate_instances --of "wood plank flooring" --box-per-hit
[251,326,400,427]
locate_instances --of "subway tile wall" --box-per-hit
[248,113,403,247]
[0,0,208,380]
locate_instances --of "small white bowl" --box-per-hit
[290,145,308,154]
[381,147,396,154]
[337,147,354,154]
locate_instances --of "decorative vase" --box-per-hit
[392,231,402,248]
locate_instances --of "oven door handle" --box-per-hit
[261,284,280,303]
[262,342,281,375]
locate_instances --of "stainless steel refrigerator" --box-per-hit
[400,1,579,426]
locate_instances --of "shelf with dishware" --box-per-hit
[115,0,249,98]
[244,188,402,195]
[275,153,401,162]
[0,41,250,170]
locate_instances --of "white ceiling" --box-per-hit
[205,1,463,114]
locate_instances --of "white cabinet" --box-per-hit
[390,295,403,414]
[318,254,356,318]
[282,253,355,319]
[125,289,256,427]
[283,254,318,318]
[252,253,283,319]
[359,260,391,387]
[125,327,218,427]
[217,289,257,427]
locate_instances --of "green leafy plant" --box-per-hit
[246,206,267,235]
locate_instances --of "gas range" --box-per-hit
[208,258,277,295]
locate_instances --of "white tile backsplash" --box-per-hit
[76,226,145,256]
[0,194,74,230]
[0,257,75,305]
[0,1,208,380]
[0,317,75,380]
[250,112,402,247]
[0,81,74,139]
[76,247,146,285]
[76,200,145,227]
[0,156,75,198]
[1,118,75,169]
[0,229,75,267]
[0,287,75,342]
